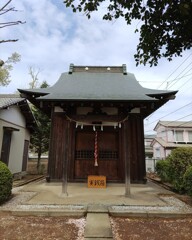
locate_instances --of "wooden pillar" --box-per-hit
[126,114,146,183]
[61,118,70,196]
[47,112,70,182]
[123,119,131,197]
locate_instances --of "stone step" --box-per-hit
[84,213,113,239]
[87,204,109,213]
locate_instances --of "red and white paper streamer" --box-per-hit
[94,131,98,166]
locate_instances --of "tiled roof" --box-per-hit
[155,120,192,129]
[152,137,192,148]
[18,64,177,101]
[0,94,36,131]
[0,94,24,109]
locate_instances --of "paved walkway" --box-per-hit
[1,180,192,239]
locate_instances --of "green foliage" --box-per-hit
[168,147,192,192]
[0,52,21,86]
[30,107,50,153]
[64,0,192,66]
[0,161,13,204]
[183,166,192,196]
[156,147,192,194]
[30,81,50,173]
[155,159,171,182]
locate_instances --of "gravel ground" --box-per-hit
[0,187,86,240]
[0,212,85,240]
[110,217,192,240]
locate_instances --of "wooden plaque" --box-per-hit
[88,175,106,188]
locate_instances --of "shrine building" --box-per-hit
[19,64,177,184]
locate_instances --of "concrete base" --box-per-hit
[87,204,108,213]
[3,181,192,218]
[60,192,68,197]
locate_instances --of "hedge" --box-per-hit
[155,159,171,182]
[0,161,13,204]
[183,166,192,196]
[155,147,192,194]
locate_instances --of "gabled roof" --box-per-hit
[154,120,192,131]
[0,94,36,132]
[151,137,192,148]
[0,94,24,109]
[19,64,177,102]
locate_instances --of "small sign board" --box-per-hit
[88,175,106,188]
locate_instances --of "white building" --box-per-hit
[151,121,192,159]
[0,94,36,175]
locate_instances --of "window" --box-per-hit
[75,150,118,160]
[175,130,184,142]
[155,148,160,158]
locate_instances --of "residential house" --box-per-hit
[151,121,192,159]
[0,94,36,175]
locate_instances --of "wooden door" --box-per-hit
[74,128,120,181]
[22,140,29,171]
[1,130,12,166]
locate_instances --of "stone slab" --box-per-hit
[85,213,113,238]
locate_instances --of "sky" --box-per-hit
[0,0,192,134]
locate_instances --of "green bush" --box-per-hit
[155,159,171,182]
[155,147,192,193]
[168,147,192,192]
[183,166,192,196]
[0,161,13,204]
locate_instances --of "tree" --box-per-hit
[0,0,25,43]
[64,0,192,66]
[29,81,51,174]
[28,66,41,89]
[0,52,20,86]
[28,67,50,174]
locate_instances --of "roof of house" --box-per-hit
[18,64,177,102]
[145,134,156,139]
[0,94,36,131]
[151,137,192,148]
[154,120,192,130]
[0,94,24,109]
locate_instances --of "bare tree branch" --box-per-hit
[0,7,17,16]
[0,39,18,43]
[0,0,12,12]
[0,0,25,43]
[0,21,25,28]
